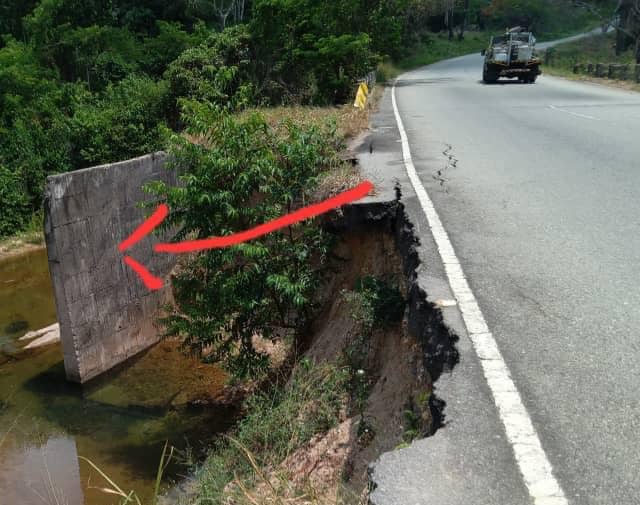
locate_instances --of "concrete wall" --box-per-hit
[44,152,177,383]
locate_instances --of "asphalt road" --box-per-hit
[393,48,640,503]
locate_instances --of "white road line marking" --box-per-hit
[392,82,569,505]
[549,104,598,120]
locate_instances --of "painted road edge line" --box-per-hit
[549,104,598,121]
[392,82,569,505]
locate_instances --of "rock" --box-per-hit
[20,323,61,349]
[20,322,59,341]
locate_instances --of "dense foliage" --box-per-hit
[0,0,612,238]
[147,101,341,377]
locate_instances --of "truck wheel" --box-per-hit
[483,68,498,84]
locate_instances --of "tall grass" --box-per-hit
[194,361,349,505]
[79,442,174,505]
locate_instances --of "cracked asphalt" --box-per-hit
[389,47,640,504]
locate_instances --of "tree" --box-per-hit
[70,75,169,166]
[615,0,640,59]
[164,25,255,110]
[147,102,336,378]
[186,0,249,29]
[573,0,640,60]
[459,0,471,40]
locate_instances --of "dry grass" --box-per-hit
[244,85,381,144]
[0,232,44,261]
[224,435,366,505]
[0,212,45,260]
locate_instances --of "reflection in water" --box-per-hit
[0,436,84,505]
[0,249,235,505]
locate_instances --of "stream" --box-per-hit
[0,249,235,505]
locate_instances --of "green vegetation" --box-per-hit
[378,31,491,82]
[191,275,405,504]
[541,30,640,92]
[544,32,636,74]
[148,102,339,378]
[480,0,614,38]
[401,389,432,445]
[193,360,349,504]
[1,0,617,239]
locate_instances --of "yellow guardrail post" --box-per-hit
[354,81,369,109]
[354,71,376,109]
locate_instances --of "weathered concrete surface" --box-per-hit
[44,152,177,383]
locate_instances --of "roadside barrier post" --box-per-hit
[353,70,376,110]
[620,64,629,81]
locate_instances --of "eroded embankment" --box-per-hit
[283,196,461,501]
[330,195,460,410]
[165,195,460,505]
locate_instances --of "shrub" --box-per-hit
[165,25,255,110]
[0,164,30,237]
[148,101,341,378]
[251,0,379,104]
[70,75,170,166]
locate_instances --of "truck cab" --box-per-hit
[482,29,541,84]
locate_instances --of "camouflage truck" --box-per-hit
[481,28,541,84]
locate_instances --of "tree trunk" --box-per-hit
[458,0,470,41]
[616,1,636,54]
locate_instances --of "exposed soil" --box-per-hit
[270,231,432,503]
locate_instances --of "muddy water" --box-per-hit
[0,249,235,505]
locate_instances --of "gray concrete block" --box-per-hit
[44,152,177,383]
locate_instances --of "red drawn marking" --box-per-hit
[120,181,374,290]
[119,204,169,252]
[123,256,163,291]
[154,180,374,254]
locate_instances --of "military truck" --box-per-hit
[481,28,541,84]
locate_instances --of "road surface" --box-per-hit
[373,45,640,504]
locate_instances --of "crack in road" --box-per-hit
[432,143,458,192]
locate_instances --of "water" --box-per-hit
[0,249,235,505]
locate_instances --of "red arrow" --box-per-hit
[119,181,374,291]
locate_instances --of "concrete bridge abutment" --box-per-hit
[44,152,177,383]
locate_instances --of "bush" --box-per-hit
[251,0,379,104]
[481,0,612,36]
[165,25,255,110]
[142,20,209,76]
[148,101,341,378]
[0,164,30,237]
[70,75,170,166]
